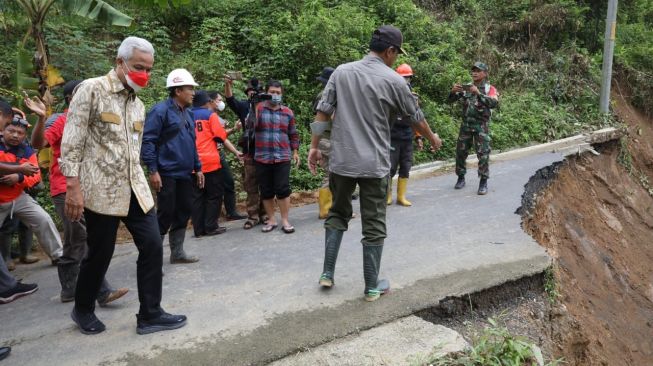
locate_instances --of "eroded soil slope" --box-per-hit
[523,94,653,365]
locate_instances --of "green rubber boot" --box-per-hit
[363,243,390,302]
[319,228,344,288]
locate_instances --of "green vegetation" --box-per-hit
[543,266,559,304]
[419,316,563,366]
[0,0,650,192]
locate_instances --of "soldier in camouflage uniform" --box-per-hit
[313,67,334,219]
[449,61,499,195]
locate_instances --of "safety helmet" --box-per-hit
[396,63,413,77]
[166,68,199,88]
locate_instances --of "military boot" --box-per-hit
[396,177,412,206]
[318,187,332,220]
[478,177,488,195]
[386,179,393,205]
[362,243,390,302]
[454,175,465,189]
[319,228,344,288]
[57,263,79,303]
[169,229,199,264]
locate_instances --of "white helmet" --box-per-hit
[166,68,199,88]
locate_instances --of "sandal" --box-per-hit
[261,224,278,233]
[243,218,259,230]
[281,225,295,234]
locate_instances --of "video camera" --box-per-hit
[247,78,272,104]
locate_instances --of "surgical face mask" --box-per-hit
[271,94,282,105]
[216,101,226,111]
[121,60,149,93]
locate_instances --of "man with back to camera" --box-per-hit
[308,25,443,302]
[61,36,187,335]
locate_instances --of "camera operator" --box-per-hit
[223,76,267,230]
[449,61,499,195]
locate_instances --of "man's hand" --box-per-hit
[18,162,39,176]
[196,171,205,189]
[429,133,443,152]
[236,151,245,162]
[292,151,301,168]
[469,85,480,95]
[0,174,19,186]
[416,137,424,151]
[65,178,84,222]
[452,84,464,94]
[234,120,242,131]
[24,95,47,117]
[308,148,322,175]
[223,75,234,98]
[149,171,162,192]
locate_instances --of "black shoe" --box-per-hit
[226,213,247,221]
[454,176,465,189]
[0,346,10,361]
[0,282,38,304]
[137,312,187,335]
[204,226,227,236]
[71,308,106,335]
[478,178,488,195]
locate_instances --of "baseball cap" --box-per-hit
[371,25,407,55]
[316,67,335,85]
[193,90,211,107]
[472,61,489,72]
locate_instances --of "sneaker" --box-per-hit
[137,312,187,335]
[0,346,10,361]
[19,255,39,264]
[454,176,465,189]
[170,256,200,264]
[204,226,227,236]
[226,213,247,221]
[0,282,38,304]
[71,308,106,335]
[98,288,129,307]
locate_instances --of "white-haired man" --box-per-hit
[61,36,187,335]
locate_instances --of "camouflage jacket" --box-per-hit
[60,69,153,216]
[448,82,499,125]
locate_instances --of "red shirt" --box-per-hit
[193,107,227,173]
[44,111,67,197]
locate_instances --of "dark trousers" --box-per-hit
[325,173,388,245]
[220,151,238,216]
[53,193,87,265]
[390,139,413,178]
[157,176,194,235]
[191,169,224,236]
[74,192,163,319]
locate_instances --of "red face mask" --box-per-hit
[122,62,149,91]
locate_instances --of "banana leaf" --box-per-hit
[62,0,133,27]
[16,43,39,92]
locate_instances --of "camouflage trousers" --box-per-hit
[243,156,265,219]
[455,122,491,179]
[318,137,331,189]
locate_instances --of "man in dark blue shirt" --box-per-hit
[142,69,204,264]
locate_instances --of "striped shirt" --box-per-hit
[254,101,299,164]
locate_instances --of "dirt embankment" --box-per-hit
[523,92,653,365]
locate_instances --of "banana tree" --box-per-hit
[15,0,134,106]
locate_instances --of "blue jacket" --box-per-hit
[141,98,201,179]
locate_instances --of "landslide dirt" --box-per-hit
[523,92,653,365]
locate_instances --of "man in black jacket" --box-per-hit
[224,76,266,229]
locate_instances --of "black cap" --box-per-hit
[316,67,335,85]
[371,25,407,55]
[193,90,211,107]
[472,61,489,72]
[63,80,83,98]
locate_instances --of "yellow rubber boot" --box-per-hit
[396,177,412,206]
[386,179,393,205]
[318,187,332,219]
